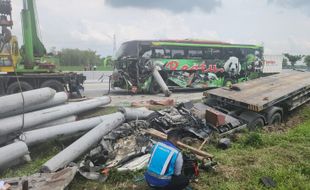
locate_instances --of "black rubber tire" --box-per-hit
[249,118,265,130]
[41,80,64,92]
[270,112,282,125]
[149,79,161,94]
[7,81,33,94]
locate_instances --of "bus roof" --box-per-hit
[122,39,263,49]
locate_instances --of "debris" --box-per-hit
[117,154,151,172]
[144,128,214,159]
[131,98,175,108]
[1,166,77,190]
[0,88,56,118]
[41,112,125,172]
[198,138,208,150]
[0,181,11,190]
[147,106,210,139]
[218,138,231,149]
[260,176,277,188]
[0,96,111,136]
[119,107,153,121]
[0,141,29,170]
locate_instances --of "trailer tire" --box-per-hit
[249,118,264,130]
[270,112,282,125]
[41,80,64,92]
[7,81,33,94]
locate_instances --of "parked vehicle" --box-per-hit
[0,0,85,96]
[202,71,310,133]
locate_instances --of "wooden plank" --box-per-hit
[143,128,214,158]
[205,71,310,111]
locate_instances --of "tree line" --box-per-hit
[283,54,310,69]
[56,48,103,67]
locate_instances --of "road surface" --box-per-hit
[79,71,204,106]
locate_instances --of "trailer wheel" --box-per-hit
[41,80,64,92]
[7,81,33,94]
[270,112,282,125]
[249,118,264,130]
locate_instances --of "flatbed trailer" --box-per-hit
[203,71,310,129]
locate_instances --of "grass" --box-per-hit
[1,105,310,190]
[58,65,113,71]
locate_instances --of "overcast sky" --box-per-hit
[11,0,310,56]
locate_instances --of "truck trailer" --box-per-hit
[202,71,310,133]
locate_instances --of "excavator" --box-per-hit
[0,0,85,96]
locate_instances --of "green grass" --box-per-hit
[1,105,310,190]
[58,65,113,71]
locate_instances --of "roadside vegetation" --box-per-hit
[1,104,309,190]
[47,48,114,71]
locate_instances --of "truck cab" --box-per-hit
[0,36,20,73]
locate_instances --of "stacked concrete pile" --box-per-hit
[0,88,113,170]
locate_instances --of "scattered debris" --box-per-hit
[131,98,175,108]
[260,176,277,188]
[218,138,231,149]
[0,181,11,190]
[1,167,77,190]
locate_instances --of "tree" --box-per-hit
[283,53,304,69]
[304,55,310,70]
[58,49,101,67]
[282,58,288,68]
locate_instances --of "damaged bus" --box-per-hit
[111,40,265,95]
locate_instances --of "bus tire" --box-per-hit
[150,80,161,94]
[270,112,282,125]
[41,80,64,92]
[7,81,33,94]
[249,118,265,130]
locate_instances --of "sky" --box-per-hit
[10,0,310,56]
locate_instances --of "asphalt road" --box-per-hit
[80,71,204,106]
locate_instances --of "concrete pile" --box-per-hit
[0,90,216,186]
[0,88,112,170]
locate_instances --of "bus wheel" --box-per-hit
[249,118,264,130]
[224,78,234,87]
[7,81,33,94]
[150,81,161,94]
[270,112,282,125]
[41,80,64,92]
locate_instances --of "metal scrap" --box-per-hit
[1,167,77,190]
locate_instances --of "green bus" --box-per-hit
[111,40,264,94]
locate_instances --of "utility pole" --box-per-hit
[113,33,116,56]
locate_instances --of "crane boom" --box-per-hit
[21,0,46,68]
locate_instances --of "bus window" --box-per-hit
[171,49,185,59]
[188,50,203,59]
[164,49,171,58]
[152,49,165,58]
[204,48,221,59]
[142,49,152,58]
